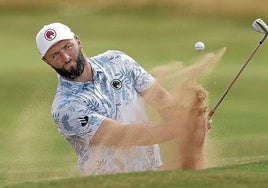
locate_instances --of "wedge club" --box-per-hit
[208,18,268,119]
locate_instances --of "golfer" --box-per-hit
[36,23,212,175]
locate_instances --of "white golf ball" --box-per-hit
[194,41,205,51]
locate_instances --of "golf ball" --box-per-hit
[194,41,205,51]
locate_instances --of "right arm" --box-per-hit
[90,117,185,147]
[90,81,209,147]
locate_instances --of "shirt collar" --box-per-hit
[58,59,104,93]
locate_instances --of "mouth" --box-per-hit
[65,60,76,68]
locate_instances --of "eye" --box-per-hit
[65,43,73,50]
[51,52,59,59]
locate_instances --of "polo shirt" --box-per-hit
[52,50,162,175]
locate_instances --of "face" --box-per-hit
[43,38,86,79]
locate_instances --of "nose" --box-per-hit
[61,52,71,63]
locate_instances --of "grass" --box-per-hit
[4,161,268,188]
[1,1,268,187]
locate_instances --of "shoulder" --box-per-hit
[98,50,126,57]
[89,50,138,73]
[91,50,134,63]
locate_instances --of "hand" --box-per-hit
[206,118,213,133]
[178,87,208,170]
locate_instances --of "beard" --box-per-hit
[54,50,86,79]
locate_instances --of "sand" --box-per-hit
[148,48,226,170]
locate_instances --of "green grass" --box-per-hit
[1,2,268,188]
[4,161,268,188]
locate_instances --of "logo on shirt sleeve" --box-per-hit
[78,116,89,127]
[111,79,122,90]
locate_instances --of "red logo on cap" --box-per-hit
[44,29,56,41]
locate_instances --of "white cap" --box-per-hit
[36,22,75,57]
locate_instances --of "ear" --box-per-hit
[42,57,52,66]
[75,35,83,49]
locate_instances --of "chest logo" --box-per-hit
[111,79,122,90]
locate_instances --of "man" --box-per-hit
[36,23,212,175]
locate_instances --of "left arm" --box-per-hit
[141,81,212,130]
[141,81,183,122]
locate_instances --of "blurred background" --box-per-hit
[1,0,268,186]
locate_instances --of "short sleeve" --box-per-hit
[52,99,106,141]
[132,61,156,92]
[113,50,156,93]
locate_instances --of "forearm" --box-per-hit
[91,118,183,146]
[118,123,180,146]
[142,82,180,121]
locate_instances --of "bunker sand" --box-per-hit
[148,48,226,170]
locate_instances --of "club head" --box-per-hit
[252,18,268,34]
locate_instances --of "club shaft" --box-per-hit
[208,34,267,118]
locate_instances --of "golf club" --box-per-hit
[208,18,268,119]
